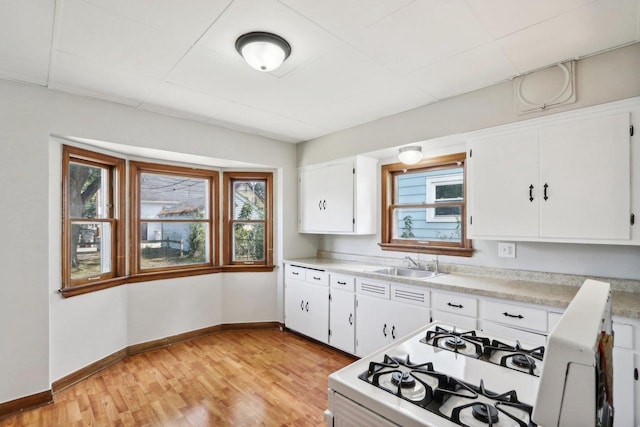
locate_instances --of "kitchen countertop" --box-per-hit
[284,257,640,319]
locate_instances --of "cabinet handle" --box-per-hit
[529,184,534,202]
[300,300,304,310]
[313,276,321,281]
[447,302,463,309]
[391,325,396,340]
[383,323,387,337]
[318,200,322,210]
[337,281,347,285]
[348,313,353,325]
[322,200,326,210]
[292,271,300,276]
[543,183,549,201]
[503,312,524,319]
[305,302,309,312]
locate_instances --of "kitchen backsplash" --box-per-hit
[316,250,640,293]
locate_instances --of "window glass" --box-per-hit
[381,153,471,256]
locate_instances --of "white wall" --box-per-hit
[301,43,640,281]
[0,77,313,404]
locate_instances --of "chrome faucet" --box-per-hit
[431,256,439,274]
[404,256,419,269]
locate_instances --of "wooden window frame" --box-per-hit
[130,161,220,281]
[222,172,274,271]
[61,145,126,297]
[380,152,473,257]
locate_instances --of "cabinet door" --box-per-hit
[539,113,630,239]
[299,166,325,232]
[470,129,540,238]
[330,289,356,354]
[323,160,355,233]
[612,348,636,427]
[355,294,391,357]
[284,281,305,334]
[388,301,430,343]
[303,282,330,344]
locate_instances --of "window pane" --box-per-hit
[233,222,265,262]
[233,181,265,220]
[70,222,112,280]
[392,208,462,243]
[140,222,209,269]
[69,162,108,219]
[140,173,209,220]
[435,183,463,200]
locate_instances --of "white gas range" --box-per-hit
[325,279,613,427]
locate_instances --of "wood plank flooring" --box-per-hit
[0,329,357,427]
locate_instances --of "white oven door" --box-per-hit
[326,391,400,427]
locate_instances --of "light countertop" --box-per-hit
[284,257,640,319]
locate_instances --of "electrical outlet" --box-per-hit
[498,242,516,258]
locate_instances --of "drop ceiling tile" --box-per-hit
[50,51,162,105]
[0,0,54,85]
[198,0,342,78]
[278,0,414,37]
[56,0,190,80]
[405,42,518,99]
[345,0,493,75]
[80,0,231,45]
[143,82,329,142]
[499,0,639,73]
[466,0,594,39]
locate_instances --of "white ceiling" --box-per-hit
[1,0,638,143]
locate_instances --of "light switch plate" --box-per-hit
[498,242,516,258]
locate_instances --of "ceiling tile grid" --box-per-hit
[0,0,638,142]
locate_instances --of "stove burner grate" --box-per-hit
[391,371,416,388]
[420,326,489,358]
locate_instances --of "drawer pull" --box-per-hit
[447,302,463,309]
[300,300,304,310]
[305,302,309,312]
[292,271,300,275]
[383,323,387,337]
[503,312,524,319]
[391,325,396,340]
[337,281,347,285]
[313,276,321,280]
[348,313,353,325]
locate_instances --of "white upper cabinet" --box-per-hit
[468,99,636,244]
[298,156,377,234]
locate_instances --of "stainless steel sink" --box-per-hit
[369,266,444,279]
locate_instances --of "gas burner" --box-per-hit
[511,354,536,370]
[472,403,499,424]
[391,371,416,388]
[445,336,467,349]
[420,326,490,358]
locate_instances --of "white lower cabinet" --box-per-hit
[612,318,638,427]
[284,265,329,344]
[355,279,430,357]
[480,298,548,346]
[329,288,356,354]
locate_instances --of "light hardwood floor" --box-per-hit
[0,329,357,426]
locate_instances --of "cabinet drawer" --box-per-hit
[306,270,329,286]
[330,273,356,291]
[433,310,477,330]
[286,265,306,281]
[433,292,477,317]
[356,278,390,299]
[391,285,430,307]
[483,300,547,333]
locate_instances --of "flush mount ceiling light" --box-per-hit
[398,146,423,165]
[235,32,291,72]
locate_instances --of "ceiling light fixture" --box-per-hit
[398,146,423,165]
[235,32,291,72]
